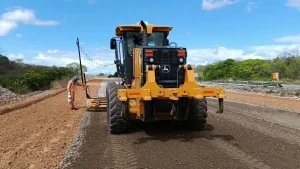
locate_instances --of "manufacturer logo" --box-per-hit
[161,65,170,73]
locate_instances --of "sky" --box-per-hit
[1,0,300,75]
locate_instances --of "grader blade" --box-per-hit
[86,78,109,112]
[86,98,107,112]
[85,80,108,112]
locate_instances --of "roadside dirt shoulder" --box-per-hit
[225,91,300,113]
[0,79,101,169]
[0,88,65,115]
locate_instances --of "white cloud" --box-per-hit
[285,0,300,10]
[247,2,256,12]
[16,33,22,38]
[187,47,263,66]
[7,53,24,60]
[21,48,116,75]
[1,8,58,25]
[187,44,300,66]
[250,44,300,56]
[274,34,300,43]
[0,8,58,36]
[0,20,17,36]
[202,0,241,10]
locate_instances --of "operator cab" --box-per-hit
[125,31,169,57]
[111,23,172,56]
[110,21,187,88]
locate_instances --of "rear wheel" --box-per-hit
[187,98,208,130]
[107,84,127,134]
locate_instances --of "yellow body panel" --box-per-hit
[115,24,172,36]
[118,65,225,101]
[118,64,225,119]
[132,48,143,89]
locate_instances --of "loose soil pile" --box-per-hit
[0,85,22,106]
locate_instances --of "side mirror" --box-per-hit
[163,39,169,46]
[110,38,116,49]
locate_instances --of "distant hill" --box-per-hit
[0,55,47,76]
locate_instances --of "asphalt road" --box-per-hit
[59,80,300,169]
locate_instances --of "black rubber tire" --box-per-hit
[203,97,208,111]
[106,82,117,105]
[187,98,208,130]
[107,84,127,134]
[106,82,116,99]
[106,82,117,125]
[203,97,207,104]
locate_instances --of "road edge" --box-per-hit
[0,88,66,115]
[207,97,300,116]
[57,111,90,169]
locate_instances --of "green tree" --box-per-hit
[14,58,23,64]
[66,62,88,76]
[0,54,75,94]
[200,53,300,82]
[107,72,118,78]
[113,72,118,77]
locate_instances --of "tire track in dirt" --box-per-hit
[110,135,138,169]
[209,102,300,146]
[212,138,271,169]
[206,100,300,169]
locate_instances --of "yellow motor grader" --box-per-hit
[105,20,225,134]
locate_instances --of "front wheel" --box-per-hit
[186,98,208,130]
[106,82,116,126]
[107,84,128,134]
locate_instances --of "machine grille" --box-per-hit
[152,48,180,88]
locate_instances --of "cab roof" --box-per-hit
[115,24,173,36]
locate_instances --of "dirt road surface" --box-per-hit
[58,79,300,169]
[0,79,101,169]
[1,79,300,169]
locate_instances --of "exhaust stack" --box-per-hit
[140,20,148,46]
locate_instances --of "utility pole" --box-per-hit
[76,38,84,84]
